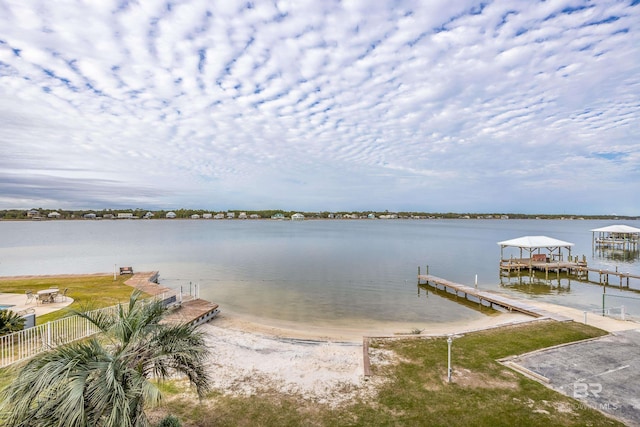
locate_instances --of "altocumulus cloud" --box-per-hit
[0,0,638,214]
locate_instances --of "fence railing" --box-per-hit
[1,289,180,368]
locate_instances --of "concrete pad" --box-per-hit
[0,292,74,317]
[508,329,640,426]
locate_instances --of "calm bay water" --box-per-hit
[1,219,639,330]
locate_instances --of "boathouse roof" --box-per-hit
[497,235,574,249]
[590,224,640,233]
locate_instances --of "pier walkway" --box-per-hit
[417,274,570,321]
[125,272,219,327]
[500,259,640,289]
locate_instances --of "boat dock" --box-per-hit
[499,259,640,289]
[417,274,570,321]
[162,298,220,327]
[126,272,220,326]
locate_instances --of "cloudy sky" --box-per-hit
[1,0,639,215]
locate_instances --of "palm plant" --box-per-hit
[0,310,25,336]
[0,290,210,427]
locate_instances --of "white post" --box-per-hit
[621,305,625,321]
[114,264,117,281]
[46,322,51,348]
[447,336,453,383]
[475,274,478,288]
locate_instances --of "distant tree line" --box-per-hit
[0,208,636,221]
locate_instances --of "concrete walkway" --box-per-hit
[504,296,639,333]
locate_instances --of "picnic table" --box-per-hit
[36,288,59,304]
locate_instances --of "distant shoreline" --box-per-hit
[2,216,637,221]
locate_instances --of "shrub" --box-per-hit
[158,414,182,427]
[0,310,25,336]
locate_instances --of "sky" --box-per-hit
[0,0,639,215]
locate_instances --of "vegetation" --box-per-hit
[153,321,618,427]
[0,277,625,426]
[0,274,148,324]
[1,208,637,221]
[0,310,25,336]
[0,290,209,427]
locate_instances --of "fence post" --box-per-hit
[46,322,52,348]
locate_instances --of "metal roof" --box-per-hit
[497,235,574,248]
[590,224,640,233]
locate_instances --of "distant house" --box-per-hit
[166,211,177,219]
[291,213,305,221]
[367,213,376,219]
[379,214,398,219]
[191,214,200,219]
[249,214,261,219]
[227,212,235,219]
[117,213,134,219]
[143,212,154,219]
[202,213,212,219]
[103,214,114,219]
[48,211,61,219]
[214,213,225,219]
[271,213,285,220]
[83,213,96,219]
[27,210,40,218]
[238,212,247,219]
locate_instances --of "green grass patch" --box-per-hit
[160,321,620,427]
[0,274,148,323]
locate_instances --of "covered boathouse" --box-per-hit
[591,224,640,252]
[497,235,586,276]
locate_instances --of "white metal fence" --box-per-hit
[1,290,180,368]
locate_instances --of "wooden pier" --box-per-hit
[417,274,570,321]
[163,298,220,327]
[499,259,640,289]
[126,272,220,326]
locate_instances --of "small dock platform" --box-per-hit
[125,272,220,326]
[417,274,570,321]
[500,258,587,275]
[163,298,220,327]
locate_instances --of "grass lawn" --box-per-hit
[0,274,148,323]
[157,321,621,427]
[0,274,149,397]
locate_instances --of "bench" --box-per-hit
[531,254,547,262]
[119,266,134,275]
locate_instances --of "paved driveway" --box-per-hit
[509,328,640,426]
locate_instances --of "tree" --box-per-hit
[0,310,25,336]
[0,291,210,427]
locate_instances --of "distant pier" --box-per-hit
[498,259,640,290]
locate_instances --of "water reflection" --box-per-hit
[499,272,573,296]
[593,248,640,263]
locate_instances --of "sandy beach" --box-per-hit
[199,296,640,406]
[200,310,534,405]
